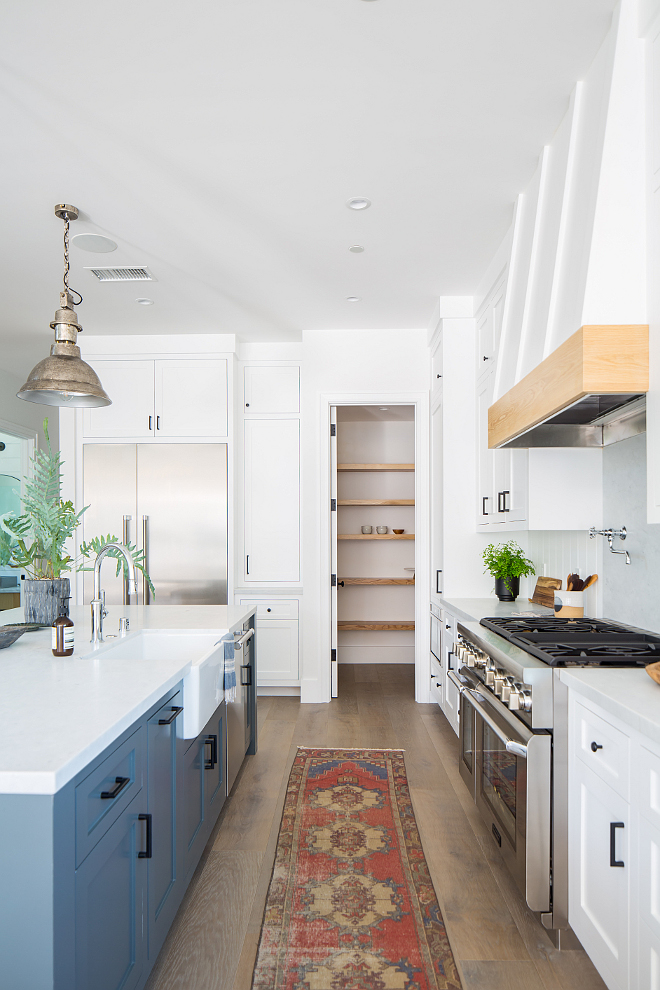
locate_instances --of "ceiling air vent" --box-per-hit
[85,266,157,282]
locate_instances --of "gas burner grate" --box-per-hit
[481,616,617,638]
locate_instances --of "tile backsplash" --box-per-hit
[601,432,660,633]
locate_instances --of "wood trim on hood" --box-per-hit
[488,325,649,449]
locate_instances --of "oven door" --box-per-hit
[461,684,552,913]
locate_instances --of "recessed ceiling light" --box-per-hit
[136,297,154,306]
[346,198,371,210]
[346,296,361,302]
[379,407,389,411]
[72,233,117,253]
[349,245,365,253]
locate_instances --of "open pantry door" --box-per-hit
[330,405,338,698]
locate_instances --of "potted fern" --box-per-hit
[0,420,151,624]
[483,541,535,602]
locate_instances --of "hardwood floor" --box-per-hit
[145,665,606,990]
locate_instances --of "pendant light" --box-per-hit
[17,205,111,407]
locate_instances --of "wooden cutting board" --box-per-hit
[529,576,562,608]
[646,662,660,686]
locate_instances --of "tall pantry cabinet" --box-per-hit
[236,361,302,689]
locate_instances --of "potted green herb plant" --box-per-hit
[482,541,535,602]
[0,420,151,624]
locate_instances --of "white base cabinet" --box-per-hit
[568,691,660,990]
[429,604,460,737]
[237,598,299,685]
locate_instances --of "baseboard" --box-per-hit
[338,647,416,664]
[257,685,301,696]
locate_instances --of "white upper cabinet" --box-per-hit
[83,358,228,439]
[243,365,300,414]
[243,418,300,584]
[83,361,155,439]
[155,359,227,437]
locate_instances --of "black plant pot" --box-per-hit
[495,576,519,602]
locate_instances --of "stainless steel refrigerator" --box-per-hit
[81,444,227,606]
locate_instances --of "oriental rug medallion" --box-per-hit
[252,748,462,990]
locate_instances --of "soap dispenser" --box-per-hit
[52,597,74,657]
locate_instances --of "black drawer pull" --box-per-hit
[241,663,252,687]
[482,496,489,516]
[610,821,624,867]
[590,741,603,752]
[100,776,130,800]
[138,813,152,859]
[158,705,183,725]
[204,734,217,770]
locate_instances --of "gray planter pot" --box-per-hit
[23,578,70,625]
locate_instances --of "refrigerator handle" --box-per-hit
[142,515,150,605]
[122,515,132,605]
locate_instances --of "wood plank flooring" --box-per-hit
[145,665,606,990]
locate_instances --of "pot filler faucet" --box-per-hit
[90,543,138,645]
[589,526,631,565]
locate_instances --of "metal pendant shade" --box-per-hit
[17,205,111,408]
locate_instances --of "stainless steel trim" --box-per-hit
[462,688,530,759]
[122,515,132,604]
[142,515,150,605]
[498,394,646,449]
[447,669,467,694]
[234,627,255,650]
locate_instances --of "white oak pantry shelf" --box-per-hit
[340,578,415,585]
[337,499,414,505]
[338,621,415,631]
[337,463,415,472]
[338,534,414,540]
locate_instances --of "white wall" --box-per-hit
[301,328,428,703]
[0,367,52,452]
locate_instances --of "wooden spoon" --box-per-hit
[582,573,598,590]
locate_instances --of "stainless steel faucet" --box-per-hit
[589,526,631,564]
[90,543,138,646]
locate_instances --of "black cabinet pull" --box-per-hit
[610,821,625,867]
[204,734,217,770]
[246,554,249,575]
[156,415,160,431]
[138,813,152,859]
[100,776,130,800]
[241,663,252,687]
[445,623,451,630]
[436,569,442,594]
[158,705,183,725]
[591,741,603,752]
[337,580,345,587]
[148,415,152,431]
[436,373,442,379]
[482,496,489,516]
[502,490,510,512]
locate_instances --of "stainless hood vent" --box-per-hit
[488,325,649,449]
[501,394,646,448]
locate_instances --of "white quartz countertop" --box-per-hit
[0,604,255,796]
[436,596,553,623]
[560,667,660,747]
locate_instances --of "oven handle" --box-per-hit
[447,669,469,694]
[463,688,529,759]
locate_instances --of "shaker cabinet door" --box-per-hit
[74,797,147,990]
[569,760,630,990]
[155,358,228,437]
[244,419,300,583]
[244,365,300,414]
[82,360,155,438]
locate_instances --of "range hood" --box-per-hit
[488,324,649,449]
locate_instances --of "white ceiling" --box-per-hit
[1,0,617,376]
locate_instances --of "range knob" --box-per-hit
[493,670,507,696]
[520,689,532,712]
[465,647,477,668]
[508,682,525,710]
[484,659,497,687]
[501,676,516,704]
[473,649,487,669]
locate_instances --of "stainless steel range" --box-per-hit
[450,614,660,945]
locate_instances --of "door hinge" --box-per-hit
[330,424,336,436]
[331,648,337,662]
[331,574,337,587]
[331,498,336,511]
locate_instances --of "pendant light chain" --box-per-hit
[63,218,70,292]
[61,217,83,305]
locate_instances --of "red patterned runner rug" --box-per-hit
[252,747,462,990]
